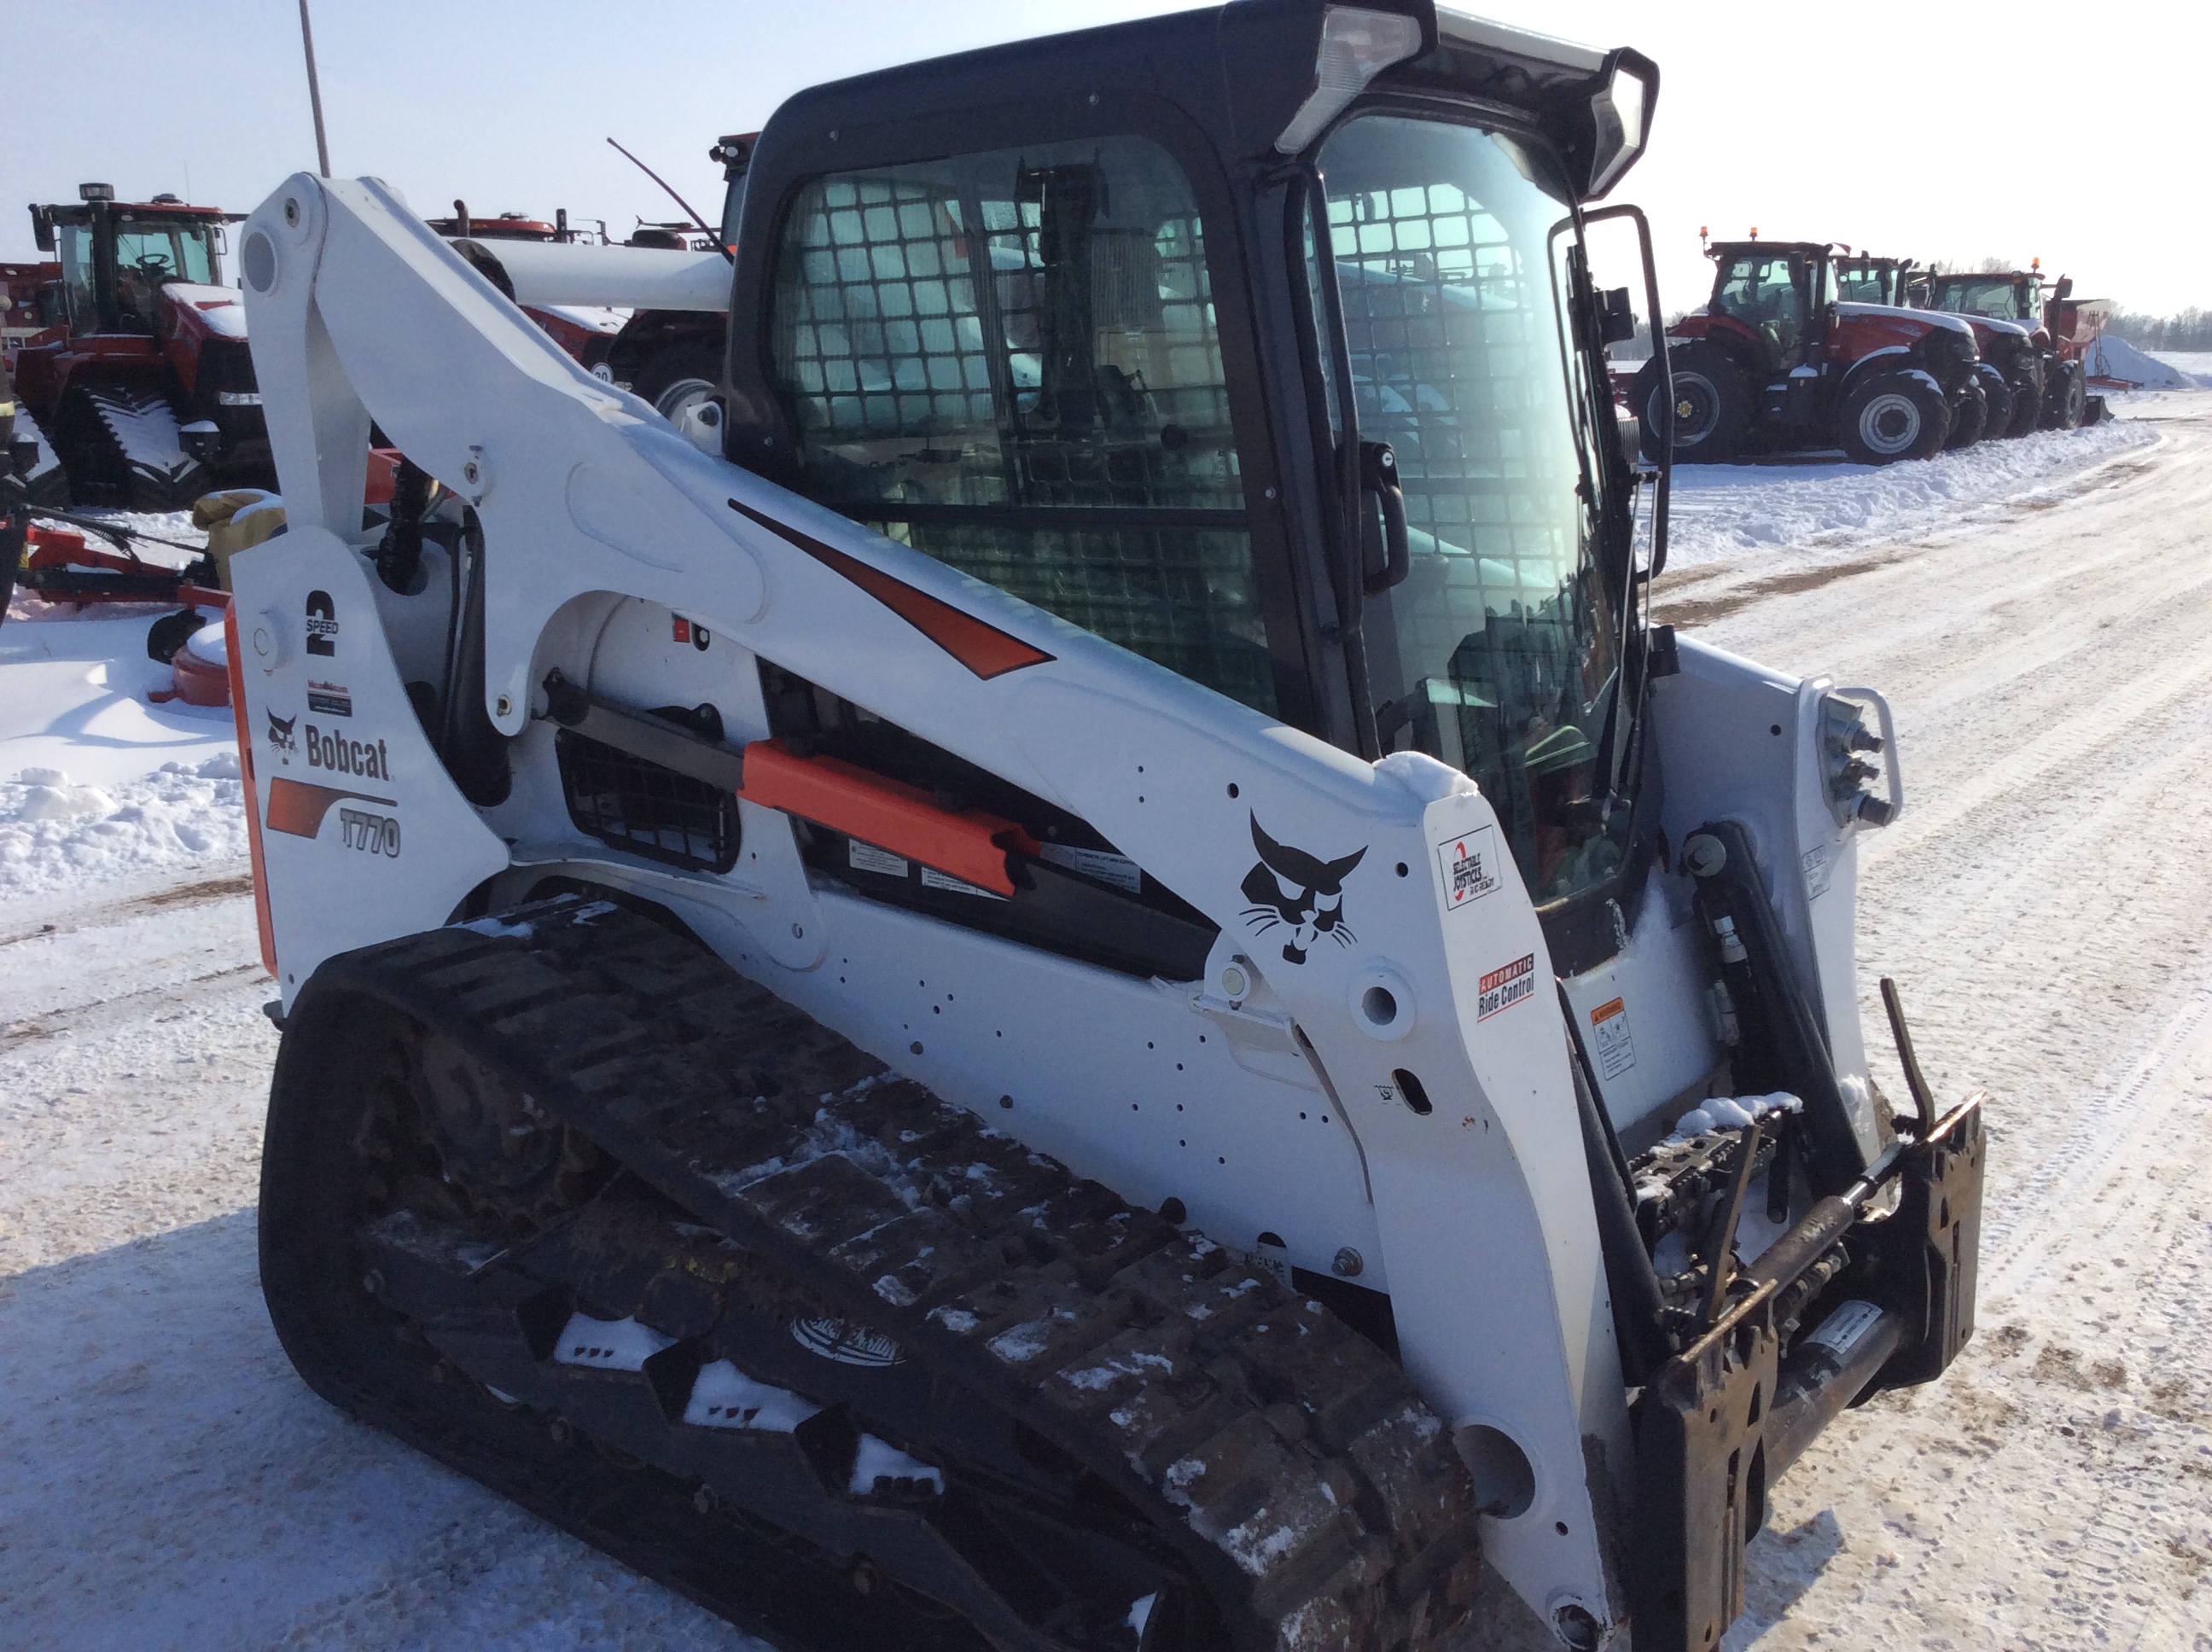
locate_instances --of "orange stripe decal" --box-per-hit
[727,497,1054,680]
[224,604,278,980]
[267,777,397,838]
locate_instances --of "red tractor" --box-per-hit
[429,157,747,424]
[15,184,271,509]
[1832,253,2045,440]
[596,131,754,422]
[1912,263,2109,429]
[1634,236,1987,465]
[426,203,630,375]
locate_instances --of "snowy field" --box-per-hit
[1665,418,2155,572]
[4,398,2211,1649]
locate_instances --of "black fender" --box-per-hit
[1833,345,1913,405]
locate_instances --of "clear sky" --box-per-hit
[5,1,2201,314]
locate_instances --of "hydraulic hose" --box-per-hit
[440,509,511,807]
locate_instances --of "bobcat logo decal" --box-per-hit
[266,709,298,762]
[1240,816,1365,964]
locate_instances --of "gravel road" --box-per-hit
[3,409,2207,1649]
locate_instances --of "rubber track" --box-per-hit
[319,896,1486,1650]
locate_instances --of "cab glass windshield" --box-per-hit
[1836,261,1895,304]
[1930,277,2023,322]
[59,218,217,333]
[1318,114,1633,905]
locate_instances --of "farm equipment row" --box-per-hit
[7,167,740,512]
[1631,234,2112,466]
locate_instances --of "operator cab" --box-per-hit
[721,0,1664,972]
[1833,255,1907,306]
[1701,241,1852,370]
[1712,248,1807,363]
[28,186,234,336]
[1923,270,2043,326]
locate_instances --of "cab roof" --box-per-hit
[742,0,1654,201]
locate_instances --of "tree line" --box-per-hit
[2102,309,2212,352]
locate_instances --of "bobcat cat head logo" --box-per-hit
[266,710,297,761]
[1240,815,1366,964]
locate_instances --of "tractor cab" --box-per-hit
[29,186,234,338]
[1706,241,1824,369]
[1921,269,2043,328]
[1833,253,1910,306]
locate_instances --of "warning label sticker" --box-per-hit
[1437,825,1501,912]
[1802,846,1832,900]
[920,865,1007,902]
[1590,997,1636,1079]
[1040,842,1144,893]
[1476,953,1536,1021]
[848,841,909,878]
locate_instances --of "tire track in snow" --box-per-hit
[1699,404,2212,1650]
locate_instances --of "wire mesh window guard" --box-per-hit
[771,136,1274,713]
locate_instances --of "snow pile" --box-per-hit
[0,754,247,899]
[2086,334,2192,389]
[1666,418,2153,570]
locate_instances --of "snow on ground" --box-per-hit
[1665,416,2153,572]
[2151,350,2212,386]
[0,603,246,899]
[5,401,2212,1647]
[1674,395,2212,1649]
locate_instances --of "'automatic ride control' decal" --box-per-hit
[1477,953,1536,1021]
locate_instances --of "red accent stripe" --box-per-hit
[727,497,1054,680]
[736,740,1039,896]
[266,777,397,839]
[223,604,278,980]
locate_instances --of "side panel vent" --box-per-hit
[555,726,741,874]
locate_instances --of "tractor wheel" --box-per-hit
[51,381,209,511]
[2006,372,2044,438]
[1944,381,1988,451]
[2046,364,2088,430]
[1976,369,2017,441]
[1639,343,1751,463]
[632,341,723,426]
[1838,369,1951,465]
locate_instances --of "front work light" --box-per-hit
[1274,7,1427,155]
[1586,50,1658,196]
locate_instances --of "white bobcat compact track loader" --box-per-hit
[224,3,1985,1648]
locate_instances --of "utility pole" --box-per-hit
[298,0,332,177]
